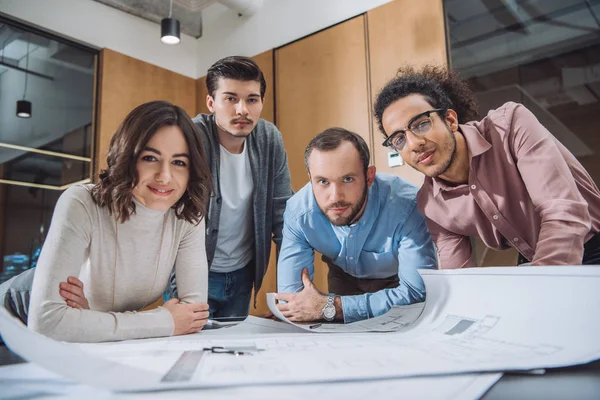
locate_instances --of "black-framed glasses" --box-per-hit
[382,108,445,152]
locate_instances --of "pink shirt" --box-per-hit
[417,102,600,268]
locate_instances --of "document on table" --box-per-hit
[1,266,599,393]
[266,292,425,333]
[0,362,503,400]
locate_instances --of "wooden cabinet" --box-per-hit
[276,15,372,192]
[96,49,196,174]
[275,15,372,292]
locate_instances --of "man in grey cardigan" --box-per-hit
[169,56,293,318]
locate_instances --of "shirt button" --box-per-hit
[470,185,476,190]
[492,215,499,220]
[349,256,354,260]
[349,234,353,238]
[513,238,519,242]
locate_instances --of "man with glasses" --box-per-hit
[374,65,600,268]
[275,128,437,323]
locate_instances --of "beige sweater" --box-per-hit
[28,185,207,342]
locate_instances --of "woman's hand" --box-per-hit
[59,276,90,309]
[163,299,210,335]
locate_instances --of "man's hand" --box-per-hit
[60,276,90,309]
[163,299,210,335]
[275,268,328,322]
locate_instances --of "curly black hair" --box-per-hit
[374,65,480,136]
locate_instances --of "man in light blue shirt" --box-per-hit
[276,128,437,323]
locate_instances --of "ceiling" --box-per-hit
[91,0,264,39]
[92,0,210,38]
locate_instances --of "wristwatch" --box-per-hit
[322,295,336,322]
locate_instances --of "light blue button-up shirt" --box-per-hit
[277,173,437,323]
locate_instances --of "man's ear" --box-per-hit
[206,94,215,113]
[445,109,459,132]
[366,165,376,187]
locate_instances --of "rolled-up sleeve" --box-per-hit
[277,212,315,294]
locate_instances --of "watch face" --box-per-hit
[323,305,336,320]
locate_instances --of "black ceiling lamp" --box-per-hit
[16,33,32,118]
[161,0,180,45]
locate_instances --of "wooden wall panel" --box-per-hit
[96,49,196,173]
[275,15,371,292]
[195,76,210,115]
[367,0,447,187]
[252,50,275,123]
[276,15,371,191]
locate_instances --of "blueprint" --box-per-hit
[0,362,502,400]
[266,292,425,332]
[0,266,599,393]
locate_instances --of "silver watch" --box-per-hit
[322,295,336,321]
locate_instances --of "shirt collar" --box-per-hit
[431,123,492,196]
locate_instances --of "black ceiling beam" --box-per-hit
[0,60,54,80]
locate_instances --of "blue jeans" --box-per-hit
[208,264,253,319]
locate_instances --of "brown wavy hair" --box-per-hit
[374,65,480,137]
[91,101,213,224]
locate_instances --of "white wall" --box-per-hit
[0,0,198,78]
[196,0,393,76]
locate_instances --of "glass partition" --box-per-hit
[447,0,600,265]
[0,17,97,283]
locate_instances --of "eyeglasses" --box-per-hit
[382,109,445,152]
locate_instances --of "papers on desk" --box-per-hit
[1,266,599,395]
[266,292,425,332]
[0,362,503,400]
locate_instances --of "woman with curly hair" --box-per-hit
[374,65,600,268]
[24,100,213,342]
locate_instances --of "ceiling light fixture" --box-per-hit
[16,33,32,118]
[161,0,180,45]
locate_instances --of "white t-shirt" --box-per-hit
[211,143,255,272]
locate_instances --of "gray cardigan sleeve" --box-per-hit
[270,128,293,251]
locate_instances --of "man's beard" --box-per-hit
[319,184,369,226]
[428,127,457,178]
